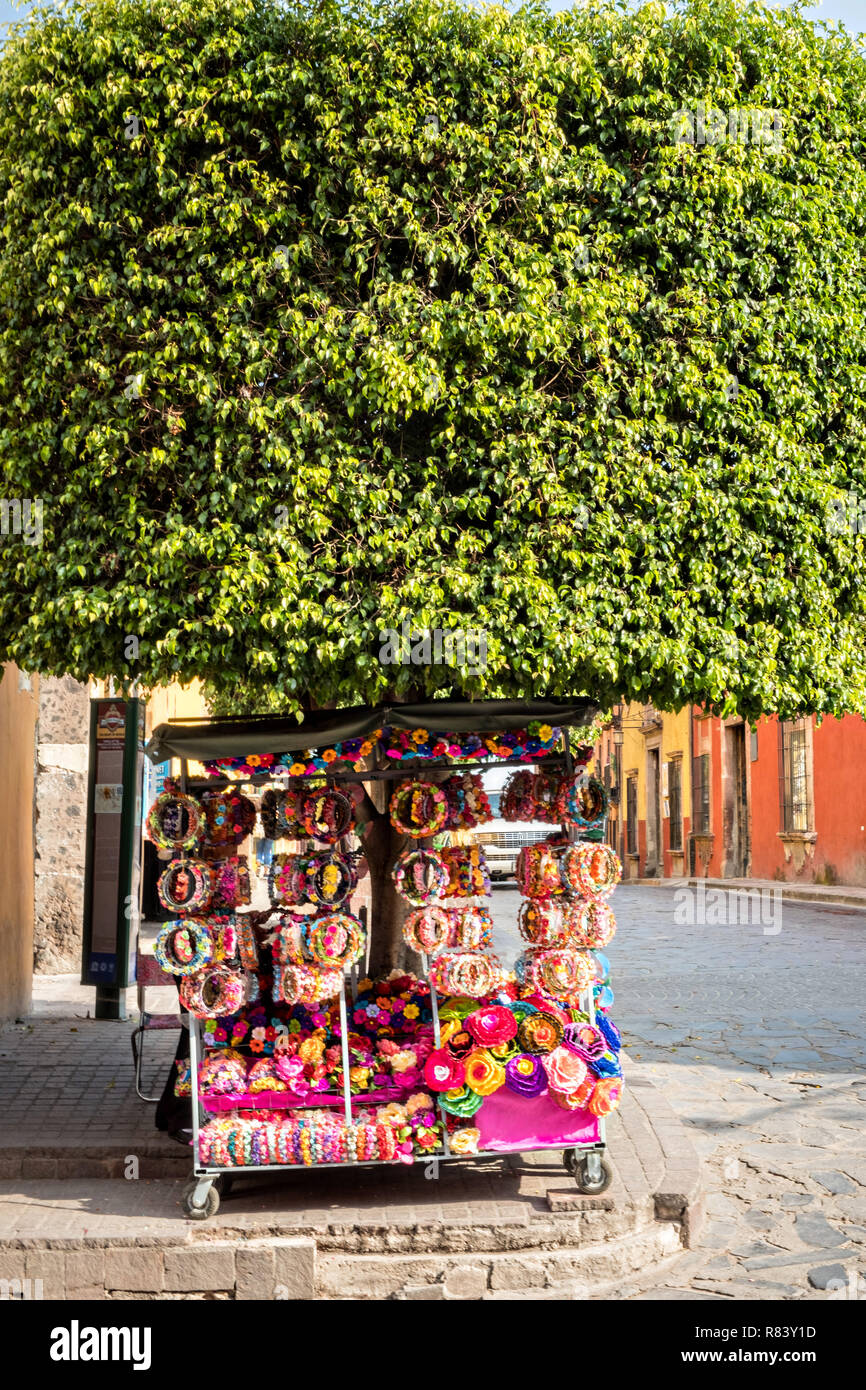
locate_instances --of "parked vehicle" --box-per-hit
[471,820,548,881]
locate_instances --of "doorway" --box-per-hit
[724,723,749,877]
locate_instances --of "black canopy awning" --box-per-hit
[146,698,598,764]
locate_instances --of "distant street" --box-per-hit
[489,882,866,1299]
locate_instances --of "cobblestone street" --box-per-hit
[492,883,866,1298]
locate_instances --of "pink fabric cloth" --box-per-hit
[474,1086,599,1152]
[202,1088,404,1112]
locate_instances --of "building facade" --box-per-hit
[595,704,866,886]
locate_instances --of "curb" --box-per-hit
[629,876,866,913]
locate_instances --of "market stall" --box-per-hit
[144,700,625,1219]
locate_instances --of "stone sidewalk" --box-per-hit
[0,1003,703,1298]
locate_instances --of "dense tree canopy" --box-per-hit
[1,0,865,719]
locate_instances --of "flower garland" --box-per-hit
[267,853,310,907]
[202,723,562,781]
[446,906,494,951]
[559,775,608,829]
[389,779,449,837]
[146,785,204,851]
[157,858,213,915]
[516,899,570,948]
[501,769,537,822]
[154,919,213,976]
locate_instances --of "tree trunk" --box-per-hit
[362,776,413,977]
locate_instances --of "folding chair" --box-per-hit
[131,947,181,1102]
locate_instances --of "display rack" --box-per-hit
[142,701,618,1219]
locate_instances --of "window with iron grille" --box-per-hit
[779,720,811,832]
[667,759,683,852]
[626,774,638,855]
[692,752,710,834]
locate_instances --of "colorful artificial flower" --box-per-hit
[504,1053,548,1097]
[465,1005,518,1049]
[543,1046,588,1096]
[424,1049,466,1092]
[588,1075,624,1116]
[464,1049,506,1096]
[449,1127,480,1155]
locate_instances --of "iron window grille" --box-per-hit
[626,774,638,855]
[692,752,710,834]
[668,759,683,852]
[779,720,811,832]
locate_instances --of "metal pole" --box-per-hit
[338,979,353,1132]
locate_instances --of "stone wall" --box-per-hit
[0,664,37,1021]
[33,676,90,974]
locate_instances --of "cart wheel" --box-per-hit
[183,1178,220,1221]
[214,1173,233,1198]
[573,1154,613,1195]
[563,1148,579,1176]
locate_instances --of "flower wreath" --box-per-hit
[304,851,356,907]
[180,966,246,1018]
[154,918,213,976]
[531,770,562,824]
[517,947,594,1001]
[559,775,608,829]
[569,899,617,949]
[501,769,536,822]
[267,853,310,907]
[429,951,501,998]
[389,779,449,838]
[392,849,449,905]
[211,856,252,910]
[447,906,494,951]
[305,912,366,969]
[276,961,343,1006]
[515,842,563,898]
[562,842,621,900]
[442,772,492,830]
[300,787,354,843]
[236,915,260,971]
[402,905,452,955]
[517,899,570,948]
[146,786,204,851]
[200,788,256,846]
[157,858,213,915]
[440,845,491,898]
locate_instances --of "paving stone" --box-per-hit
[781,1193,816,1208]
[794,1213,847,1248]
[812,1171,856,1196]
[808,1263,848,1290]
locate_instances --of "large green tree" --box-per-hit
[1,0,866,720]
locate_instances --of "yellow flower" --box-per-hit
[247,755,261,766]
[412,729,428,744]
[289,762,307,776]
[357,978,373,993]
[538,725,553,741]
[359,742,373,756]
[403,1004,420,1020]
[322,748,338,762]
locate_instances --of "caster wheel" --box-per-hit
[573,1154,613,1195]
[563,1148,579,1176]
[214,1173,233,1198]
[183,1179,220,1220]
